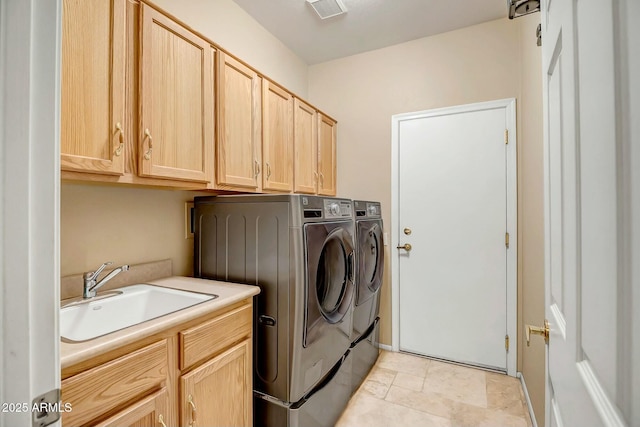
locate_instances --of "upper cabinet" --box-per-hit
[262,80,294,192]
[60,0,337,194]
[61,0,126,175]
[138,4,213,183]
[293,98,318,194]
[216,51,262,191]
[318,113,337,196]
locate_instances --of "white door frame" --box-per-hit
[391,98,518,376]
[1,0,61,426]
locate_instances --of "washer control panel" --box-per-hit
[324,199,352,218]
[355,200,382,219]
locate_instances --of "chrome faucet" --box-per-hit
[83,262,130,299]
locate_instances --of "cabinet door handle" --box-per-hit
[143,128,153,160]
[254,159,260,178]
[313,171,318,183]
[319,172,324,185]
[188,394,197,426]
[114,122,124,156]
[266,162,271,179]
[158,414,167,427]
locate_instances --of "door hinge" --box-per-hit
[32,388,61,427]
[505,335,510,351]
[505,232,510,249]
[536,23,542,46]
[504,129,509,145]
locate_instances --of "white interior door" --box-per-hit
[393,100,517,373]
[541,0,636,425]
[1,1,61,426]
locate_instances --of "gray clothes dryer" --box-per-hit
[351,200,384,393]
[193,194,355,427]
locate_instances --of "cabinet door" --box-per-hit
[181,339,252,427]
[262,81,294,192]
[61,340,169,426]
[217,51,262,190]
[61,0,126,175]
[293,98,318,194]
[318,113,337,196]
[94,389,170,427]
[139,4,213,183]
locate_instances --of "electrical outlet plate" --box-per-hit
[185,201,194,239]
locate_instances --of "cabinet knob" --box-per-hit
[266,162,272,179]
[254,159,260,178]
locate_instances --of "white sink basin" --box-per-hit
[60,284,216,342]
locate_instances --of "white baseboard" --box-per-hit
[378,343,393,351]
[517,372,539,427]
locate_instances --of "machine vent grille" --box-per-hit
[307,0,347,20]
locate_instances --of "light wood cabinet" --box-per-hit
[318,113,337,196]
[181,340,252,427]
[60,0,338,194]
[61,300,253,427]
[60,0,126,175]
[293,98,318,194]
[94,389,170,427]
[179,303,252,369]
[293,105,337,196]
[139,4,213,183]
[216,51,262,191]
[61,339,170,426]
[262,80,294,192]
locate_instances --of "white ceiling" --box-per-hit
[231,0,509,65]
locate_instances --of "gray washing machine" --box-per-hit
[351,200,384,393]
[193,194,355,427]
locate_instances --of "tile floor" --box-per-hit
[337,350,533,427]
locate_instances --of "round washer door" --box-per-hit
[304,222,355,347]
[357,221,384,302]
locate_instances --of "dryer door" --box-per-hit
[356,220,384,304]
[304,222,355,347]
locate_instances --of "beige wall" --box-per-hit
[150,0,308,97]
[517,13,546,425]
[309,16,545,425]
[60,183,207,277]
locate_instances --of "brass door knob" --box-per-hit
[526,320,549,346]
[396,243,412,251]
[403,228,412,235]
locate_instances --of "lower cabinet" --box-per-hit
[181,339,252,427]
[61,300,253,427]
[95,389,170,427]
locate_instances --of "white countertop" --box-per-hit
[60,276,260,370]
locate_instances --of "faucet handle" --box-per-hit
[84,261,113,280]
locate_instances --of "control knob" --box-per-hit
[368,205,377,215]
[329,203,341,215]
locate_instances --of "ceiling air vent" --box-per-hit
[307,0,347,20]
[508,0,540,19]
